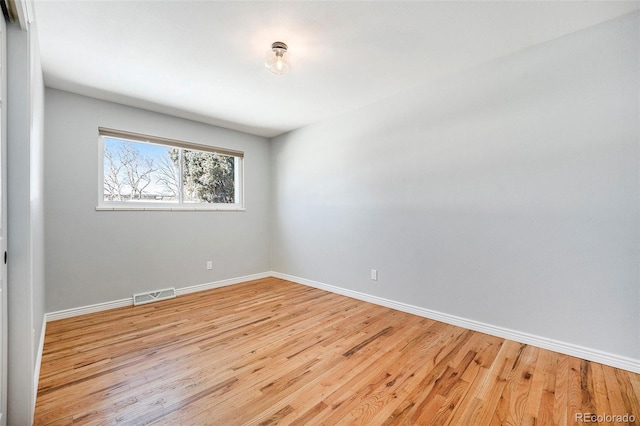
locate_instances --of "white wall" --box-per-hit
[271,12,639,361]
[44,89,271,312]
[7,17,46,426]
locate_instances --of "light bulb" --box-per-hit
[265,41,290,75]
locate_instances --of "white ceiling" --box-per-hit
[34,1,639,138]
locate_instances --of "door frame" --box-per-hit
[0,12,8,426]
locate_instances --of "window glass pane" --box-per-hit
[182,150,235,204]
[101,132,242,208]
[103,137,179,203]
[155,147,181,202]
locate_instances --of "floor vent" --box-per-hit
[133,288,176,306]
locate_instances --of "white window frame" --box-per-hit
[97,128,245,211]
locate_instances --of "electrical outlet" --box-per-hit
[206,261,213,270]
[371,269,378,281]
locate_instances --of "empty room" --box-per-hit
[1,0,639,425]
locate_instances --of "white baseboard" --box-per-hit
[46,297,133,322]
[271,271,640,374]
[174,272,272,296]
[45,272,272,322]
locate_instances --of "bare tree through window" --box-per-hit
[103,141,157,201]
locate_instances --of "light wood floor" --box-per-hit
[35,277,639,425]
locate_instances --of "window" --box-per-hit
[98,128,244,210]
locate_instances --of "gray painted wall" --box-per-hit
[271,13,639,360]
[7,18,46,426]
[44,89,271,312]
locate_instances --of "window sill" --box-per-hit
[96,206,246,212]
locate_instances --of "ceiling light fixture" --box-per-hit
[265,41,290,75]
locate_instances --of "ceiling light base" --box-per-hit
[265,41,290,75]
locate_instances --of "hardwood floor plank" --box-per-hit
[535,350,559,425]
[34,278,640,426]
[552,354,570,426]
[522,348,551,423]
[614,366,640,422]
[590,362,612,420]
